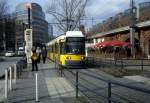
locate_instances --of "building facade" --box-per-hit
[15,2,49,48]
[48,24,53,40]
[86,2,150,58]
[87,2,150,37]
[0,15,16,52]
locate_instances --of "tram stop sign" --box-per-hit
[24,29,33,63]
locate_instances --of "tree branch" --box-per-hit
[46,0,89,33]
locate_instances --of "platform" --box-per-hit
[4,60,89,103]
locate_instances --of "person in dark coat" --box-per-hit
[42,47,47,64]
[31,48,38,71]
[36,47,41,63]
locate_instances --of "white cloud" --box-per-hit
[86,0,150,19]
[86,0,130,18]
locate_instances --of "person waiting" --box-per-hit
[31,49,38,71]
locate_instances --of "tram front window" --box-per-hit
[66,44,85,54]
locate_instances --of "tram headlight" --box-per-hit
[81,56,85,60]
[66,56,71,60]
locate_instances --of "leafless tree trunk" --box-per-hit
[46,0,89,33]
[0,0,8,52]
[0,0,9,19]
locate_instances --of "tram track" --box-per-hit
[62,68,150,103]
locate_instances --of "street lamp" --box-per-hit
[25,3,32,29]
[130,0,137,58]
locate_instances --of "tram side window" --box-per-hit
[55,43,59,53]
[60,43,66,54]
[48,46,52,52]
[51,46,53,52]
[52,45,55,53]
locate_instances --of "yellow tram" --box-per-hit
[46,31,85,69]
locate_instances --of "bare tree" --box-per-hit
[46,0,89,32]
[0,0,9,52]
[0,0,9,19]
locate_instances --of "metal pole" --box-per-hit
[141,59,143,71]
[121,59,123,69]
[5,69,8,98]
[28,8,31,29]
[22,23,25,47]
[9,67,12,91]
[55,57,56,69]
[130,27,135,58]
[130,0,136,58]
[35,73,39,102]
[108,82,111,103]
[92,17,94,26]
[14,64,17,84]
[76,70,79,98]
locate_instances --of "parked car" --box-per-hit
[5,51,15,57]
[18,50,25,56]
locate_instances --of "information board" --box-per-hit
[24,29,32,63]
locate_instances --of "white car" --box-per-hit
[5,51,15,57]
[18,50,25,56]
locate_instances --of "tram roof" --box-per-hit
[66,31,84,37]
[46,35,65,46]
[46,31,84,46]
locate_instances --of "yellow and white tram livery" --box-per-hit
[46,31,85,69]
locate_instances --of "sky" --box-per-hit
[8,0,150,34]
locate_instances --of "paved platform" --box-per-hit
[4,60,89,103]
[0,80,5,102]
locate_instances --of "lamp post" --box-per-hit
[25,3,31,29]
[130,0,137,58]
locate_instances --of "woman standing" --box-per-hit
[31,47,38,71]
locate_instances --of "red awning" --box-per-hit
[92,40,131,48]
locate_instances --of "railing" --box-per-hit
[63,69,150,103]
[86,57,150,71]
[79,71,150,103]
[61,57,150,103]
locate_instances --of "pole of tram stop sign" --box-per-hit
[35,72,39,102]
[26,3,31,29]
[5,69,8,99]
[9,67,12,91]
[76,70,79,98]
[28,8,31,29]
